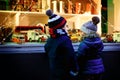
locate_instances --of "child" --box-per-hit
[44,9,79,80]
[77,16,105,80]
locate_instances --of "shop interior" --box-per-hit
[0,0,119,44]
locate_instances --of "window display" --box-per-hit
[0,0,102,44]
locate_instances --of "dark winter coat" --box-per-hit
[44,33,79,80]
[77,36,105,74]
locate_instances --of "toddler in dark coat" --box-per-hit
[44,9,79,80]
[77,16,105,80]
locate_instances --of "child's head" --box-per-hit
[46,9,67,29]
[80,16,100,37]
[46,9,68,38]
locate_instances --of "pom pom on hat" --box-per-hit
[46,9,53,17]
[92,16,100,25]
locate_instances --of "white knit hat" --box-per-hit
[80,16,100,34]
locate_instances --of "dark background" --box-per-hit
[0,51,120,80]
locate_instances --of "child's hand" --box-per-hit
[69,71,78,76]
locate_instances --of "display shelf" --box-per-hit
[0,10,101,32]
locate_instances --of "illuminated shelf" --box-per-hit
[0,10,101,34]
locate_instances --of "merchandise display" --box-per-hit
[0,0,102,44]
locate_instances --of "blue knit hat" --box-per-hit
[46,9,67,29]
